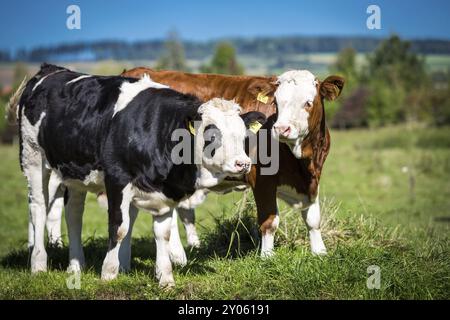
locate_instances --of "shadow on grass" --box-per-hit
[0,209,261,276]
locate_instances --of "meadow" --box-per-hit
[0,125,449,299]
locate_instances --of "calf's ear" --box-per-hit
[240,111,267,133]
[248,80,277,104]
[320,76,345,101]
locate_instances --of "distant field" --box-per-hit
[0,125,448,299]
[1,53,449,87]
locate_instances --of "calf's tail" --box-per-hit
[5,76,28,124]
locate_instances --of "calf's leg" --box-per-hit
[253,180,279,257]
[46,173,64,247]
[154,212,175,288]
[169,209,187,266]
[102,183,132,281]
[178,208,200,248]
[25,163,50,273]
[301,194,326,255]
[118,205,138,272]
[65,187,87,272]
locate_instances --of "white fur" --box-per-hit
[118,206,138,271]
[178,189,208,210]
[32,70,64,91]
[82,170,104,189]
[46,171,64,247]
[169,209,187,266]
[277,185,313,210]
[272,70,318,159]
[96,193,109,210]
[261,215,279,257]
[132,187,175,215]
[277,185,326,255]
[153,212,175,287]
[21,109,48,272]
[178,208,200,248]
[63,170,105,194]
[66,75,92,85]
[101,184,134,280]
[112,74,168,117]
[301,192,326,255]
[65,189,87,273]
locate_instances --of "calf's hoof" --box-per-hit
[67,261,84,273]
[260,250,275,259]
[311,247,327,256]
[101,263,119,281]
[31,249,47,273]
[101,270,119,281]
[187,236,201,248]
[159,276,175,289]
[169,247,187,267]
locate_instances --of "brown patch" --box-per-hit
[260,214,277,234]
[121,68,278,118]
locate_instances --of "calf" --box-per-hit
[122,68,344,257]
[12,63,258,287]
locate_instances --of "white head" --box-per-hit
[195,98,252,187]
[272,70,344,158]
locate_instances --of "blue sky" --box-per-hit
[0,0,449,51]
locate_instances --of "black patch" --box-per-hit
[203,124,222,158]
[240,111,267,156]
[240,111,267,129]
[64,188,69,206]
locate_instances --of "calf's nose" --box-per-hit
[274,124,291,138]
[235,159,251,173]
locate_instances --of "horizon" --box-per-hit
[1,0,449,52]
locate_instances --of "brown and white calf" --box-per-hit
[121,68,344,257]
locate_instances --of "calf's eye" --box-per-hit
[203,124,222,158]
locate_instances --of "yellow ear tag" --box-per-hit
[248,121,262,134]
[188,121,196,135]
[257,92,269,104]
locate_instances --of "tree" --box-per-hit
[201,42,244,75]
[156,31,187,71]
[364,35,428,125]
[367,35,426,91]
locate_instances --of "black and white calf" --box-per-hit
[14,63,256,287]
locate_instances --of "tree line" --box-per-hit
[2,36,450,62]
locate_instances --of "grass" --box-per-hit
[0,125,449,299]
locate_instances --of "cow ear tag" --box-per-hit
[188,121,196,135]
[248,121,263,134]
[257,92,269,104]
